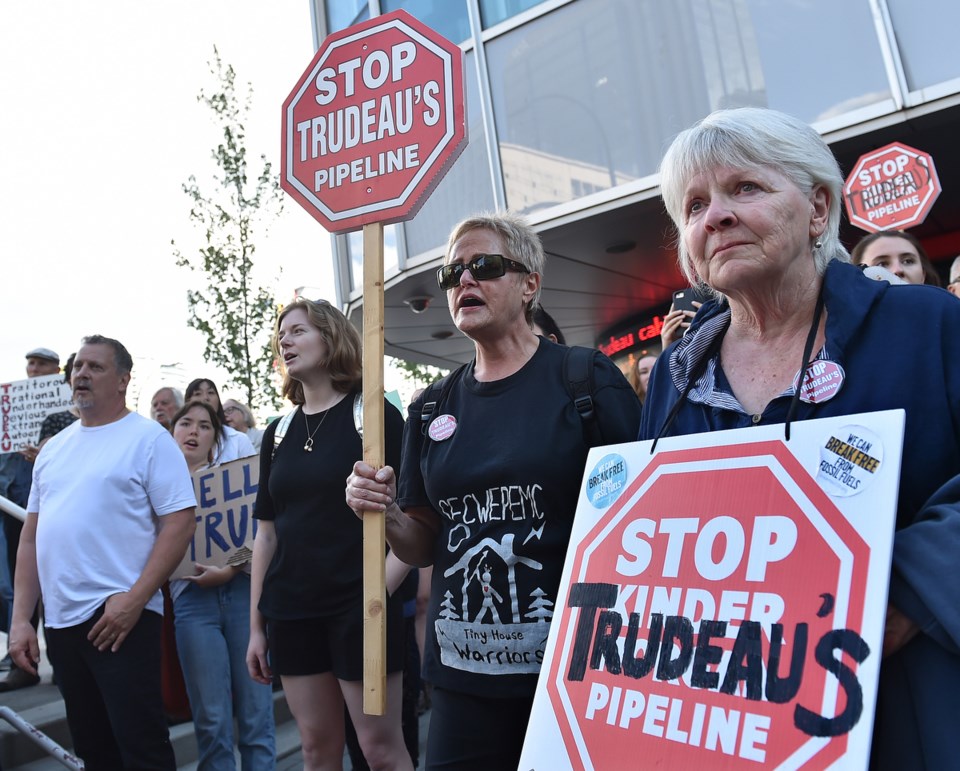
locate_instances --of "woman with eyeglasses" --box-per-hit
[222,399,264,452]
[347,211,641,770]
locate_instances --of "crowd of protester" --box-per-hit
[3,106,960,771]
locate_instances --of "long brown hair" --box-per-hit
[851,230,940,287]
[170,400,222,465]
[272,298,362,405]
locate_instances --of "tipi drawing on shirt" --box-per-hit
[443,534,543,623]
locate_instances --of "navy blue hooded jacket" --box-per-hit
[640,260,960,769]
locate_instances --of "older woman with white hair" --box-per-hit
[223,399,264,452]
[640,107,960,768]
[348,211,641,769]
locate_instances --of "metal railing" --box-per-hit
[0,707,83,770]
[0,493,26,522]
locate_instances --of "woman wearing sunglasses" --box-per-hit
[347,211,641,770]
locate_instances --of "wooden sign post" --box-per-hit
[281,9,466,713]
[361,222,387,714]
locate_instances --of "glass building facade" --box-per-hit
[312,0,960,367]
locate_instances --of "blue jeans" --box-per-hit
[173,574,275,771]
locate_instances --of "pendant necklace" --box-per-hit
[302,406,330,452]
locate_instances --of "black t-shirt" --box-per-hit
[254,391,404,620]
[398,340,642,698]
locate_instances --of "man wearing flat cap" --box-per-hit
[0,346,60,691]
[24,348,60,377]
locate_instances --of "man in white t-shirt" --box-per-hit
[9,335,197,771]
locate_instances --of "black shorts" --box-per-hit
[267,597,404,680]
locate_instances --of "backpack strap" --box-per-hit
[272,393,364,460]
[270,409,297,460]
[564,346,603,447]
[353,392,363,438]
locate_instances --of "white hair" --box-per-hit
[659,107,850,285]
[153,386,184,408]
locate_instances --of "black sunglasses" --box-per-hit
[437,253,530,290]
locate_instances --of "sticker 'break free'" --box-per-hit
[586,453,628,509]
[816,424,883,497]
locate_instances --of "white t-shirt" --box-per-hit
[215,425,256,465]
[28,412,197,627]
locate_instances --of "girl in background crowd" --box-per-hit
[851,229,940,286]
[170,400,275,771]
[627,352,657,405]
[184,379,255,463]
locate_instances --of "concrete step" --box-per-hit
[1,688,296,770]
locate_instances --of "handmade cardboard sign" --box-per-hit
[0,374,72,454]
[520,410,904,770]
[171,456,259,579]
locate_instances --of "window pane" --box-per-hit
[886,0,960,91]
[403,51,496,259]
[487,0,891,214]
[479,0,545,29]
[381,0,471,44]
[326,0,369,34]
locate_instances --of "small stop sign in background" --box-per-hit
[520,412,904,771]
[281,9,466,233]
[843,142,941,233]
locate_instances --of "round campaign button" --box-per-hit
[585,453,628,509]
[796,360,845,404]
[816,424,883,497]
[428,414,457,442]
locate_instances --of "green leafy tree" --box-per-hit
[390,357,449,390]
[173,47,282,411]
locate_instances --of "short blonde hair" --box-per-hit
[446,211,545,325]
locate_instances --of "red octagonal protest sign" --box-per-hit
[843,142,941,232]
[282,10,466,234]
[546,441,871,770]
